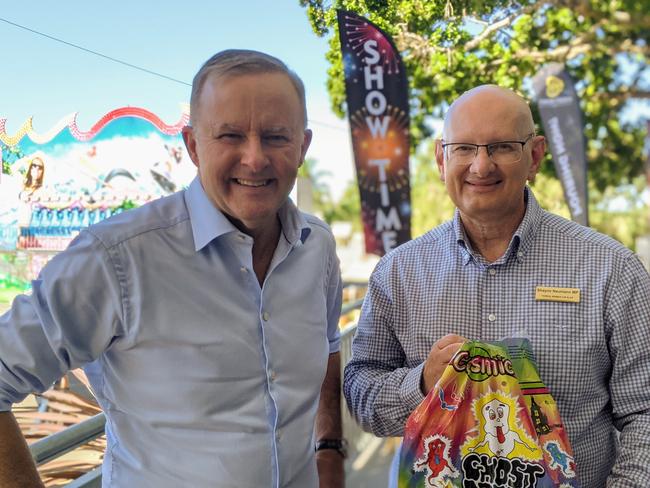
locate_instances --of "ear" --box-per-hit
[435,139,446,181]
[299,129,313,166]
[527,135,546,183]
[181,126,200,169]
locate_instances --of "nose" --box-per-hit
[240,137,269,172]
[468,146,495,177]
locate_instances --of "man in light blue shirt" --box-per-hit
[0,50,344,487]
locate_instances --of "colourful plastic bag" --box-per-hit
[398,338,579,487]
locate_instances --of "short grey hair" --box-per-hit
[189,49,308,127]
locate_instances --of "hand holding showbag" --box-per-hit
[398,338,579,487]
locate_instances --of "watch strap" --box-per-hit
[315,438,348,458]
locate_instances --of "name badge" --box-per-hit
[535,286,580,303]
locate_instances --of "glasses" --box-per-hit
[441,134,534,166]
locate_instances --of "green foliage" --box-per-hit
[531,171,649,250]
[298,157,333,213]
[327,181,362,232]
[299,0,650,191]
[409,143,455,237]
[0,253,31,312]
[1,143,25,175]
[117,199,139,211]
[298,156,364,230]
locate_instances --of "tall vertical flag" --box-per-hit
[532,63,589,226]
[337,10,411,256]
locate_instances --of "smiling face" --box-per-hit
[435,86,545,227]
[182,71,311,236]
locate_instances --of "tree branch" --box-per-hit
[464,1,546,50]
[394,1,649,64]
[497,37,649,65]
[394,23,446,58]
[597,90,650,102]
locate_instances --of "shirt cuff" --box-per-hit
[399,362,427,412]
[0,397,14,412]
[328,336,341,354]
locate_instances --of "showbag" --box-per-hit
[398,338,579,487]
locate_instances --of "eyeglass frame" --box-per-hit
[440,134,535,165]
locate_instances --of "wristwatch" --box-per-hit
[314,438,348,459]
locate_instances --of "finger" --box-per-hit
[435,334,467,350]
[434,344,464,366]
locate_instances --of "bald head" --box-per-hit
[443,85,535,140]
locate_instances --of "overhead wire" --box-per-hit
[0,17,191,86]
[0,16,347,132]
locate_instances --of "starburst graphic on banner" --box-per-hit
[350,105,410,193]
[340,13,401,75]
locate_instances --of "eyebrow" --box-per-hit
[212,123,291,131]
[213,123,241,132]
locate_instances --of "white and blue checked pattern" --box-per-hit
[344,188,650,488]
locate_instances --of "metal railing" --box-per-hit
[28,293,367,487]
[30,413,105,487]
[31,413,106,466]
[340,323,372,458]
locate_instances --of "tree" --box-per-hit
[409,143,455,236]
[299,0,649,191]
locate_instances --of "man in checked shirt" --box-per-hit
[344,85,650,487]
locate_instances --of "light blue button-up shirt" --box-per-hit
[0,177,342,487]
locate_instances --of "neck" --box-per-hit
[460,207,525,263]
[249,218,281,286]
[226,213,282,285]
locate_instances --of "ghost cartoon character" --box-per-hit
[472,399,535,456]
[413,434,459,487]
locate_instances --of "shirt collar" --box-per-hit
[277,198,311,247]
[452,212,473,265]
[511,186,542,262]
[453,186,542,265]
[184,176,311,252]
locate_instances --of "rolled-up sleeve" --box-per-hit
[0,231,124,411]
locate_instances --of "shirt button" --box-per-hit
[262,311,270,321]
[238,234,247,241]
[276,430,282,440]
[270,371,277,382]
[488,268,496,276]
[240,266,247,273]
[488,313,497,322]
[517,251,524,258]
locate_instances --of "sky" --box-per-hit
[0,0,355,199]
[2,2,648,204]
